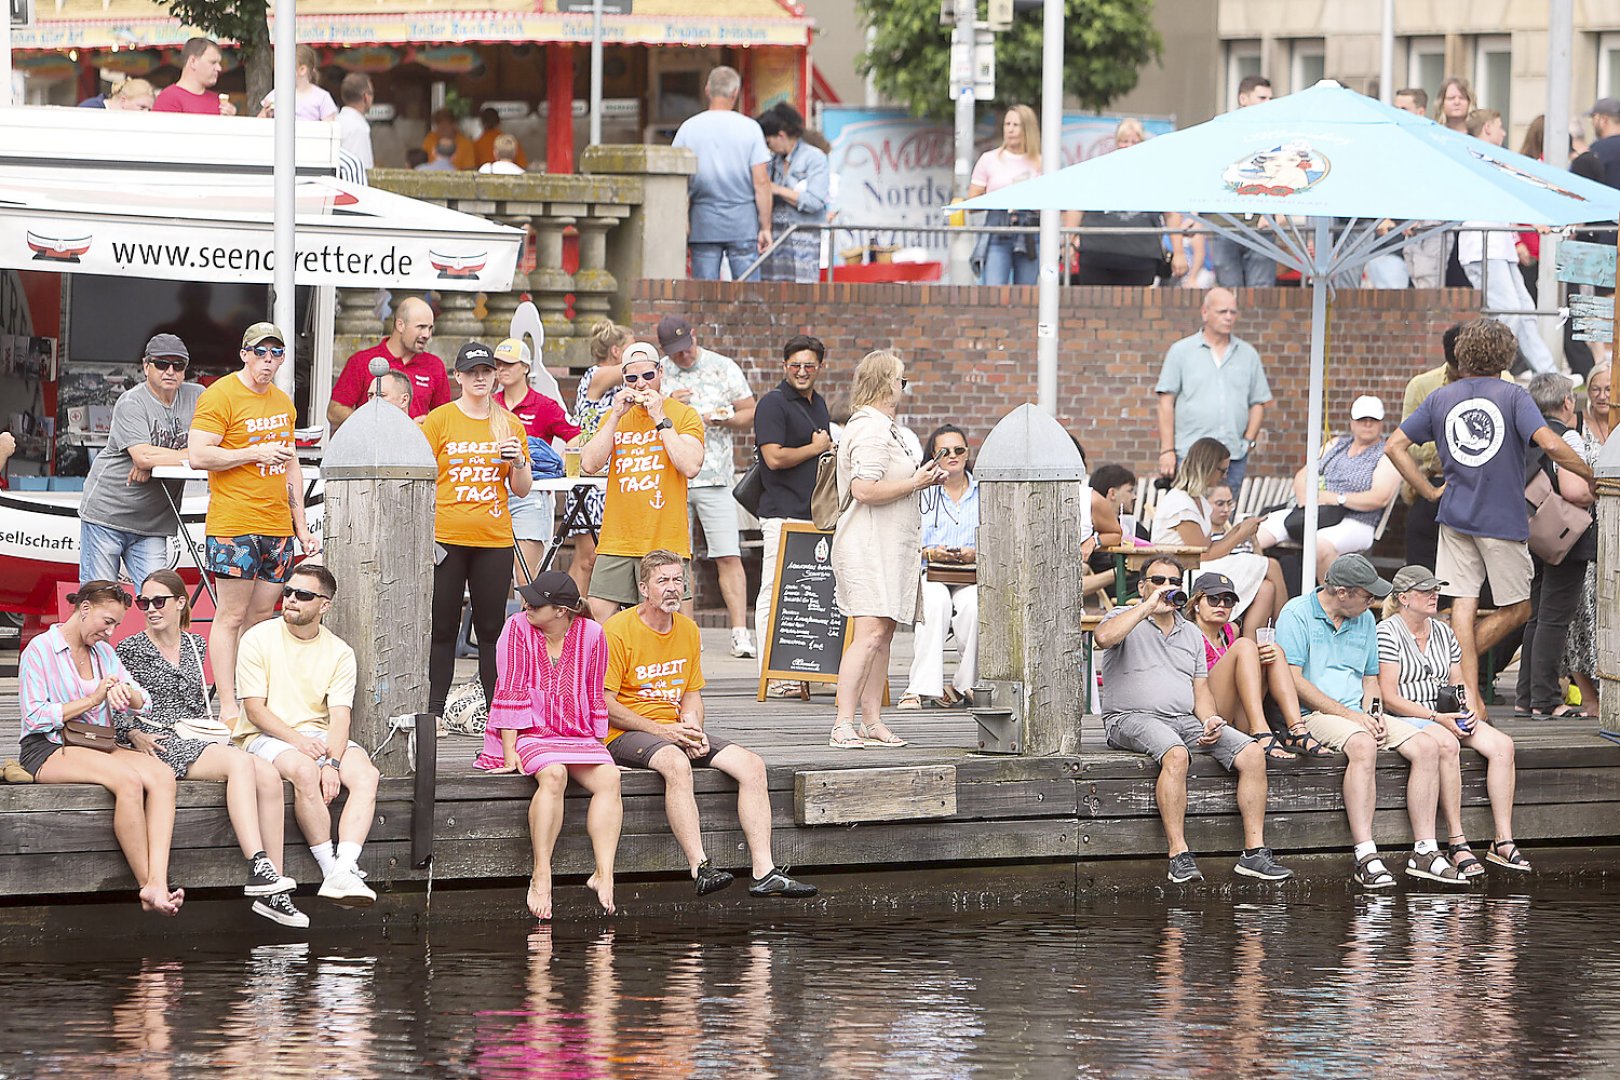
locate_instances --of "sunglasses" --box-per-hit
[785,362,820,371]
[134,594,179,611]
[247,345,286,358]
[78,585,133,606]
[1203,593,1240,608]
[936,446,969,457]
[281,586,331,602]
[900,377,910,389]
[146,358,187,372]
[1144,574,1180,587]
[622,370,659,384]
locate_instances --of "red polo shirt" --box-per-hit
[331,341,451,420]
[505,386,581,442]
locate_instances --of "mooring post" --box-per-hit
[972,403,1090,756]
[321,389,438,777]
[1595,434,1620,739]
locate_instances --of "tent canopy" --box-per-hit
[0,107,522,292]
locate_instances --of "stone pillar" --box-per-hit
[322,394,438,777]
[336,288,385,336]
[973,404,1090,756]
[436,290,484,339]
[580,144,697,288]
[531,211,577,340]
[1595,434,1620,737]
[572,213,620,331]
[483,216,531,338]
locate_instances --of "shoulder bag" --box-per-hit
[732,448,765,518]
[172,633,233,743]
[62,646,117,752]
[1524,468,1593,565]
[810,451,849,531]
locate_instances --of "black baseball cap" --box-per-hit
[455,341,496,371]
[1323,553,1393,597]
[517,571,583,611]
[657,314,695,354]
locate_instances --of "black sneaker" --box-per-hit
[694,860,734,896]
[748,867,818,898]
[251,891,310,928]
[245,852,296,896]
[1167,852,1203,884]
[1234,847,1294,882]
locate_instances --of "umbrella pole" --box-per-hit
[1302,217,1330,591]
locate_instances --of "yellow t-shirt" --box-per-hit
[603,607,705,744]
[191,373,296,537]
[421,402,530,548]
[231,617,358,747]
[596,398,705,558]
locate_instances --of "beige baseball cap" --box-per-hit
[241,322,285,348]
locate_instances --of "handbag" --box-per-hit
[1524,468,1592,565]
[173,633,232,743]
[1281,503,1348,537]
[732,450,765,518]
[926,564,978,585]
[62,719,118,753]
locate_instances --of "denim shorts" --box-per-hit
[206,534,296,583]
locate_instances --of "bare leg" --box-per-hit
[714,555,748,628]
[1157,746,1190,856]
[276,752,331,848]
[569,533,599,603]
[251,757,287,869]
[1264,658,1307,732]
[1573,673,1600,711]
[1397,732,1439,843]
[712,745,774,878]
[588,597,621,625]
[1314,539,1340,585]
[187,743,265,858]
[1418,726,1463,840]
[526,764,568,920]
[334,745,380,846]
[1466,722,1518,842]
[1451,596,1485,720]
[1231,742,1268,849]
[124,751,182,912]
[1240,579,1276,638]
[37,747,178,914]
[569,763,622,914]
[859,622,899,738]
[1341,732,1378,845]
[647,745,707,872]
[1209,640,1265,735]
[834,616,892,729]
[514,539,545,588]
[208,576,256,721]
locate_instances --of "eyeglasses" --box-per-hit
[785,362,820,371]
[146,358,187,372]
[622,370,659,384]
[1144,574,1180,587]
[281,586,331,602]
[248,345,286,358]
[936,446,969,457]
[134,594,178,611]
[1204,593,1240,607]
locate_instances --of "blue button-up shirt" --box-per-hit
[1155,331,1272,460]
[920,476,978,563]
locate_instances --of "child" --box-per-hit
[258,44,338,122]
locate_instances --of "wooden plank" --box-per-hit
[1556,239,1617,287]
[794,765,957,825]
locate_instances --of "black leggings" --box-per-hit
[429,542,512,716]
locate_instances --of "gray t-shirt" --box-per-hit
[672,109,771,244]
[1096,607,1206,721]
[80,382,203,536]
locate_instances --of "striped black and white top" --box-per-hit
[1376,616,1461,713]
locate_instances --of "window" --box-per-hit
[1599,32,1620,102]
[1226,40,1263,111]
[1474,34,1512,118]
[1406,36,1445,111]
[1290,39,1325,94]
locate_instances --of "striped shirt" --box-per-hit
[18,625,149,745]
[1375,616,1461,713]
[920,476,979,562]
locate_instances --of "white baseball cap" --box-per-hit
[1349,395,1384,421]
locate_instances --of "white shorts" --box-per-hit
[507,490,555,544]
[1260,507,1376,557]
[246,734,363,767]
[687,484,743,559]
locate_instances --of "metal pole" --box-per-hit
[1378,0,1394,103]
[1035,0,1062,412]
[1,0,11,108]
[1542,0,1574,369]
[1301,217,1330,589]
[272,0,297,396]
[949,0,977,285]
[589,0,603,147]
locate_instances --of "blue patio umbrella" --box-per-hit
[959,81,1620,585]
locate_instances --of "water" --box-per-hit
[4,884,1619,1078]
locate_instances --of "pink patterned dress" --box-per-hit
[474,613,613,773]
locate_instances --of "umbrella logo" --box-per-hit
[1223,141,1330,197]
[1468,150,1586,202]
[1443,397,1505,468]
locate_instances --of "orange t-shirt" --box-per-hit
[596,398,704,559]
[191,373,296,538]
[422,402,530,548]
[603,607,706,744]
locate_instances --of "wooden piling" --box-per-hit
[1595,434,1620,737]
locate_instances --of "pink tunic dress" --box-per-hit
[474,613,613,773]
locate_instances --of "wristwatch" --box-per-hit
[1336,491,1347,507]
[655,418,674,432]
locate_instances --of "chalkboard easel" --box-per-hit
[757,523,854,701]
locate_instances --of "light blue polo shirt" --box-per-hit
[1154,331,1272,460]
[1274,590,1379,711]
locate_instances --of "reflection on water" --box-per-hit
[5,884,1620,1078]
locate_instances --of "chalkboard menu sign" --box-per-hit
[757,523,852,699]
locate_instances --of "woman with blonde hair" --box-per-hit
[81,77,156,111]
[829,351,944,748]
[1150,437,1288,634]
[258,44,338,121]
[968,104,1042,285]
[1064,116,1187,286]
[424,342,532,721]
[1435,77,1475,132]
[565,320,633,595]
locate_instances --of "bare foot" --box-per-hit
[140,884,181,916]
[586,872,616,915]
[527,878,552,920]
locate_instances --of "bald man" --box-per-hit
[1155,287,1272,492]
[327,297,450,429]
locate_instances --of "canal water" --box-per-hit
[3,882,1618,1078]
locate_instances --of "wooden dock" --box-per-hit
[4,628,1620,931]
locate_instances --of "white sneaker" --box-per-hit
[731,628,756,658]
[318,864,377,907]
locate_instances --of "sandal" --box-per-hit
[859,721,908,747]
[1486,839,1533,873]
[1548,706,1596,720]
[1353,852,1396,890]
[828,723,865,750]
[1406,849,1471,887]
[1280,727,1334,758]
[896,694,924,711]
[1253,732,1295,761]
[1445,838,1486,879]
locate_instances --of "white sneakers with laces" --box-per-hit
[318,862,377,907]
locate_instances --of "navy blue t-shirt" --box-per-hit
[753,382,830,520]
[1400,376,1546,541]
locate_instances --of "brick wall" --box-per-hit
[627,279,1479,482]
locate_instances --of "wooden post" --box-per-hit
[321,392,438,777]
[975,404,1090,756]
[1595,433,1620,738]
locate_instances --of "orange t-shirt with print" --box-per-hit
[191,373,297,537]
[603,607,706,744]
[596,398,704,559]
[422,402,530,548]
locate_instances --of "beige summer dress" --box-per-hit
[832,406,923,624]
